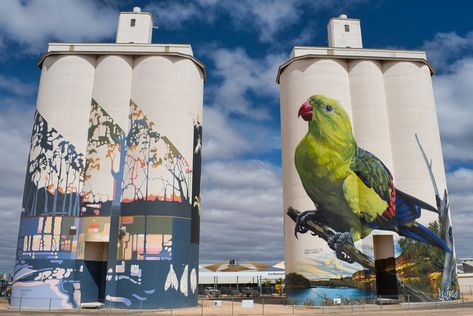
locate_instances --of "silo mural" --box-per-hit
[279,16,457,305]
[12,9,204,310]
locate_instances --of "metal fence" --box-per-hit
[2,295,473,315]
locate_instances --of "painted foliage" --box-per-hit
[13,98,201,309]
[121,100,192,216]
[13,111,84,308]
[289,95,457,304]
[22,111,84,217]
[82,99,126,216]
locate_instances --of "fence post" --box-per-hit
[19,297,22,311]
[292,298,295,315]
[407,294,410,309]
[470,284,472,296]
[171,297,173,315]
[232,296,234,316]
[49,298,52,311]
[140,299,142,316]
[201,298,203,316]
[262,297,264,315]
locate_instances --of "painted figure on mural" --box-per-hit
[290,95,457,301]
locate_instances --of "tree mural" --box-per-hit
[81,99,193,216]
[15,99,198,309]
[122,101,192,210]
[81,99,126,216]
[23,111,84,218]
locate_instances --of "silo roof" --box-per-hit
[277,46,435,84]
[37,43,206,82]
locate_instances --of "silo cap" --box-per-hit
[339,14,348,19]
[133,7,141,13]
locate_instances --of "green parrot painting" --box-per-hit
[294,95,450,263]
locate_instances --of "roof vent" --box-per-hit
[133,7,141,13]
[339,14,348,19]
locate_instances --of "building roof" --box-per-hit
[200,260,283,273]
[276,46,435,84]
[37,42,206,82]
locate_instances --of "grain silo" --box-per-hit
[12,7,204,309]
[278,15,457,303]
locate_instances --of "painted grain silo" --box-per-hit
[278,15,458,304]
[12,7,204,309]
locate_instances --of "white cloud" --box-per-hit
[0,75,35,97]
[220,1,301,43]
[0,106,33,272]
[200,160,283,262]
[426,30,473,259]
[145,2,202,30]
[146,0,371,43]
[202,106,252,160]
[446,168,473,194]
[0,0,118,55]
[207,47,284,119]
[422,31,473,71]
[201,46,282,161]
[434,58,473,162]
[447,171,471,259]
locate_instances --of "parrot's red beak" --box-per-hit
[298,101,312,121]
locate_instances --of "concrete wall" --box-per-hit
[12,52,204,310]
[279,56,453,302]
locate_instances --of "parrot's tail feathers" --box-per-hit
[398,222,451,253]
[396,189,438,214]
[393,192,422,224]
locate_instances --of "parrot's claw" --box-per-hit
[328,232,355,263]
[294,210,318,239]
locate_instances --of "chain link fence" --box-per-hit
[2,294,473,315]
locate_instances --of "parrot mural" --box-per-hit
[293,95,450,263]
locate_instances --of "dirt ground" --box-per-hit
[1,297,473,315]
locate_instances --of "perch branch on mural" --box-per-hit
[287,206,433,302]
[415,134,457,300]
[287,207,374,269]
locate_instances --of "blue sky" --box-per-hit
[0,0,472,272]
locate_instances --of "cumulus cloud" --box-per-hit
[0,75,35,97]
[202,46,282,161]
[146,0,371,43]
[207,47,284,119]
[0,0,118,55]
[0,106,34,272]
[447,168,473,259]
[144,2,202,30]
[434,58,473,162]
[202,106,252,160]
[424,29,473,259]
[422,31,473,71]
[200,160,283,262]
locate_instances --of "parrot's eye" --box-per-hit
[324,105,334,112]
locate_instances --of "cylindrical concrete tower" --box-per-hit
[12,54,95,308]
[278,15,457,304]
[383,61,447,207]
[12,8,204,310]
